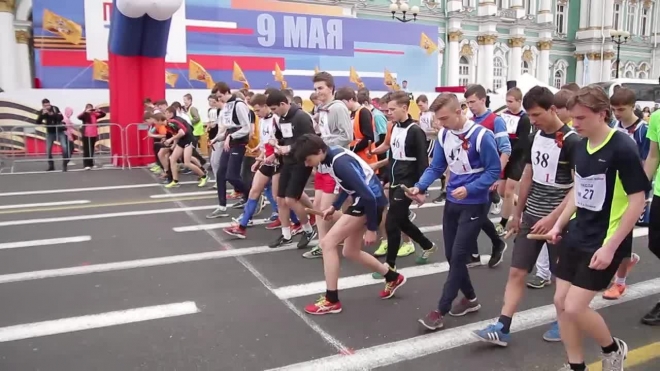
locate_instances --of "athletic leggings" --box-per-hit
[385,185,434,268]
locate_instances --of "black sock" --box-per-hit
[500,217,508,228]
[384,269,399,282]
[568,363,586,371]
[325,289,339,303]
[602,339,619,354]
[498,315,512,334]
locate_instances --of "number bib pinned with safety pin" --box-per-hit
[574,172,607,212]
[531,131,574,186]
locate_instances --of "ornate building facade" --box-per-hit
[0,0,658,91]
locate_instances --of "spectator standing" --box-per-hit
[78,104,106,169]
[36,98,69,171]
[62,107,77,166]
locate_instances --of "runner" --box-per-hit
[496,87,532,235]
[417,94,447,203]
[472,86,580,346]
[159,109,208,188]
[266,90,318,249]
[302,73,353,258]
[382,91,437,271]
[294,134,406,315]
[464,84,510,268]
[547,86,649,371]
[412,93,501,330]
[602,87,649,300]
[641,108,660,325]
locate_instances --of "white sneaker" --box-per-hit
[490,200,502,215]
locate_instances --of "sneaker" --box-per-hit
[373,240,388,257]
[165,181,180,188]
[223,225,246,239]
[291,223,303,236]
[433,192,446,203]
[84,166,92,170]
[600,337,627,371]
[232,199,247,209]
[265,219,282,230]
[415,243,437,265]
[418,310,444,331]
[297,229,318,249]
[449,297,481,317]
[641,302,660,326]
[488,240,507,268]
[602,283,626,300]
[527,275,552,289]
[255,194,265,216]
[181,168,192,175]
[557,365,587,371]
[304,296,342,315]
[467,255,482,268]
[495,223,506,236]
[397,241,415,257]
[227,191,242,200]
[542,321,561,342]
[206,206,228,219]
[231,214,253,227]
[408,210,417,222]
[197,176,208,187]
[268,234,294,248]
[379,274,407,299]
[372,263,395,279]
[472,322,510,347]
[302,246,323,259]
[212,183,218,190]
[490,200,502,215]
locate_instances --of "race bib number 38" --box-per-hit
[574,173,607,212]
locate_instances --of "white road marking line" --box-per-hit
[266,277,660,371]
[0,181,207,197]
[0,301,200,342]
[0,200,91,210]
[0,236,91,250]
[0,245,299,284]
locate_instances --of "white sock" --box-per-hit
[282,226,291,240]
[302,222,313,233]
[469,297,478,302]
[615,275,626,285]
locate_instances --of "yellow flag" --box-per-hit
[392,82,401,91]
[189,60,214,88]
[43,9,83,45]
[165,71,178,88]
[314,66,320,75]
[349,67,365,89]
[274,63,287,89]
[384,69,396,90]
[92,59,109,82]
[420,32,438,55]
[232,62,250,89]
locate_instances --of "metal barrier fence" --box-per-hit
[0,123,127,173]
[124,122,157,170]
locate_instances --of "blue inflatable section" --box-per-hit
[108,0,170,57]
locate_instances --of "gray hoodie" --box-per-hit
[317,100,353,148]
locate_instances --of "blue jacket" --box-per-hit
[416,121,501,204]
[472,110,512,156]
[614,119,650,160]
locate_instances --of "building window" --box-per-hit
[613,4,622,30]
[521,61,530,75]
[625,70,634,78]
[553,70,565,89]
[493,58,504,90]
[638,71,648,79]
[556,3,567,34]
[640,7,649,36]
[627,5,636,34]
[459,56,470,86]
[611,65,619,79]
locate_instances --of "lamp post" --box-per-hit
[610,30,630,79]
[389,1,419,23]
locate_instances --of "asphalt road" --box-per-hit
[0,168,658,371]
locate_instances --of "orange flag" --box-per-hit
[43,9,83,44]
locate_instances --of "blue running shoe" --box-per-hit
[471,322,510,347]
[543,321,561,342]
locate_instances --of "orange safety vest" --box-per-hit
[350,106,376,165]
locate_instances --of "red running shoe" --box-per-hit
[380,274,407,299]
[265,219,281,230]
[304,296,342,315]
[223,225,246,239]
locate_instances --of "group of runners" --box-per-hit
[145,71,659,371]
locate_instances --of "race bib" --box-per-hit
[280,123,293,138]
[574,172,607,212]
[501,114,520,135]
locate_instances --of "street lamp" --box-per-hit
[389,1,419,23]
[610,30,630,79]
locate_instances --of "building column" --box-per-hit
[588,1,603,29]
[446,0,463,12]
[446,30,462,86]
[587,53,603,84]
[15,30,32,90]
[575,53,585,85]
[579,0,589,29]
[0,0,18,91]
[509,0,525,18]
[507,36,525,81]
[477,0,497,17]
[477,35,497,90]
[601,51,614,82]
[437,36,444,87]
[537,0,553,24]
[602,0,614,29]
[537,40,552,84]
